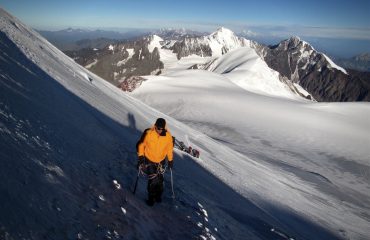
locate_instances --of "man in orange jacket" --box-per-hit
[137,118,174,206]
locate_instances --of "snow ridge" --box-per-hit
[205,47,300,99]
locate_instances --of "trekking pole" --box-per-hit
[170,168,175,199]
[132,168,140,195]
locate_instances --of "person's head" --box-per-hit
[155,118,166,135]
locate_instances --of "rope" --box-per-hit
[138,162,167,179]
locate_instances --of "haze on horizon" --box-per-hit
[1,0,369,58]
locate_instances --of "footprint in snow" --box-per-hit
[113,179,121,190]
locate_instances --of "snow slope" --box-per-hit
[1,7,370,240]
[0,8,229,240]
[132,69,370,239]
[204,47,301,99]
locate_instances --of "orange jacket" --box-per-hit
[137,126,173,163]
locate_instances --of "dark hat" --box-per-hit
[155,118,166,128]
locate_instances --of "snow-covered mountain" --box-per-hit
[65,26,370,102]
[200,47,308,99]
[166,27,251,59]
[336,53,370,72]
[139,31,308,99]
[2,7,370,240]
[257,37,370,101]
[153,28,207,40]
[66,35,164,89]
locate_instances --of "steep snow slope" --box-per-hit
[1,8,193,240]
[0,9,247,240]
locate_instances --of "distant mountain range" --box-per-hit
[37,28,206,51]
[154,28,207,40]
[39,28,370,71]
[37,28,148,51]
[336,53,370,72]
[61,27,370,102]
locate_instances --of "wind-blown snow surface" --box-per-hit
[1,8,370,240]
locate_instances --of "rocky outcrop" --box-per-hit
[65,37,163,87]
[118,76,146,92]
[171,38,212,59]
[300,65,370,101]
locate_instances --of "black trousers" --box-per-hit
[145,160,165,201]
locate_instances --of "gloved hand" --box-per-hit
[168,160,174,169]
[137,156,145,169]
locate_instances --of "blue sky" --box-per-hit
[1,0,369,56]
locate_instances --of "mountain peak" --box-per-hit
[286,36,302,46]
[147,34,163,52]
[289,36,301,41]
[275,36,313,51]
[209,27,239,44]
[212,27,235,37]
[150,34,163,42]
[354,53,370,61]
